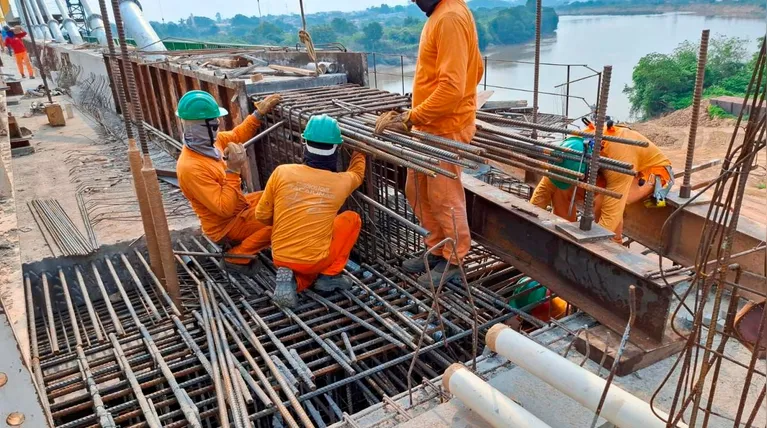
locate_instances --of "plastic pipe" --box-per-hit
[53,0,84,44]
[486,325,685,428]
[443,364,552,428]
[119,0,165,56]
[36,0,66,43]
[80,0,107,45]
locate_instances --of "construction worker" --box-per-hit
[176,90,281,271]
[5,26,34,78]
[530,136,607,222]
[255,114,365,308]
[564,120,673,241]
[374,0,483,286]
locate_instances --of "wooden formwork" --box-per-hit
[103,55,258,190]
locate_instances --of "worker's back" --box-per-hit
[177,146,248,240]
[601,126,671,173]
[411,0,483,135]
[256,153,365,264]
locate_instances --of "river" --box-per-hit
[370,13,765,121]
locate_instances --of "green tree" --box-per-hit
[231,14,259,27]
[330,17,357,33]
[362,22,383,50]
[476,21,490,51]
[247,22,286,45]
[215,13,222,23]
[310,24,337,44]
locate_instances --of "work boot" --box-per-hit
[273,267,298,308]
[417,260,462,287]
[314,274,353,293]
[401,252,443,274]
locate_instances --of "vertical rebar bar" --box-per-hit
[580,66,612,231]
[372,53,377,89]
[531,0,542,139]
[679,29,710,198]
[565,65,571,123]
[400,55,405,95]
[483,56,488,91]
[74,267,104,342]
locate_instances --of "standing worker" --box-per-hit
[375,0,484,285]
[176,90,281,271]
[256,114,365,308]
[5,26,34,78]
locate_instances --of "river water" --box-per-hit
[371,13,765,121]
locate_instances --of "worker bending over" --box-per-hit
[176,90,280,270]
[530,136,606,222]
[256,115,365,307]
[375,0,484,285]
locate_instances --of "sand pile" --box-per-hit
[630,122,682,147]
[654,99,734,128]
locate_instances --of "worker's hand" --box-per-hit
[254,94,282,117]
[374,110,412,134]
[223,143,246,173]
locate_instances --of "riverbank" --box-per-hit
[556,3,765,18]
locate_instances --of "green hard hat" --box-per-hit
[551,136,587,190]
[508,277,547,310]
[302,114,343,145]
[175,90,228,120]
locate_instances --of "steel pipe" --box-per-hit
[118,0,165,55]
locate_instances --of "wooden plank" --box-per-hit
[132,62,151,126]
[103,57,121,115]
[167,70,185,140]
[150,67,174,136]
[268,64,314,77]
[142,64,162,130]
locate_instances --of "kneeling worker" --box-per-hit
[176,90,281,270]
[255,114,365,307]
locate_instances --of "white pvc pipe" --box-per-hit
[78,0,107,45]
[443,364,552,428]
[486,325,686,428]
[36,0,66,43]
[52,0,84,44]
[119,0,165,55]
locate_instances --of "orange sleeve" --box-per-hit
[341,152,366,195]
[530,177,556,210]
[188,164,245,218]
[597,170,633,233]
[215,115,262,152]
[409,13,470,127]
[254,168,278,225]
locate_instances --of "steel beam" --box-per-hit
[623,198,766,298]
[463,175,678,346]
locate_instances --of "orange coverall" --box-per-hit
[255,152,366,292]
[584,124,672,241]
[407,0,484,263]
[530,174,608,222]
[177,115,271,264]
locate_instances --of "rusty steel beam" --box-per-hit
[463,175,675,346]
[623,201,766,298]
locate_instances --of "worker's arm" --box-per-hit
[254,169,278,226]
[15,31,27,38]
[408,13,469,127]
[596,172,633,233]
[529,178,556,211]
[216,115,262,152]
[341,151,366,195]
[189,166,246,218]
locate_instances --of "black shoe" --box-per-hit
[401,252,443,274]
[314,274,353,292]
[273,267,298,308]
[417,260,462,287]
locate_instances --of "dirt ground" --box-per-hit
[630,100,766,223]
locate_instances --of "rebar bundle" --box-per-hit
[652,38,767,427]
[28,199,96,257]
[257,84,638,201]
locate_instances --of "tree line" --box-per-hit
[625,35,760,119]
[150,0,558,60]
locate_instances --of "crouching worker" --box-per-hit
[176,90,281,271]
[255,114,365,307]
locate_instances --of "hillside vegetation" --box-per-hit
[150,0,558,60]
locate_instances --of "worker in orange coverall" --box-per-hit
[584,121,673,242]
[256,114,365,308]
[375,0,484,286]
[176,90,281,272]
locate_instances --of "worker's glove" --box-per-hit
[254,94,282,118]
[374,110,412,134]
[223,143,246,173]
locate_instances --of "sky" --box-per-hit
[137,0,411,23]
